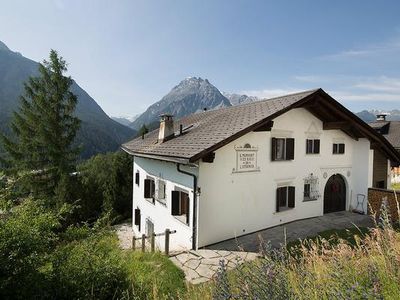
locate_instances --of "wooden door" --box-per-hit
[324,174,346,213]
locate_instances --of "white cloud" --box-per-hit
[238,88,303,99]
[319,36,400,60]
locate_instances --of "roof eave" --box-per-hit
[121,145,192,165]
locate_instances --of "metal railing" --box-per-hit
[132,228,176,256]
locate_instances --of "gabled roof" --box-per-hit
[370,120,400,150]
[122,88,400,165]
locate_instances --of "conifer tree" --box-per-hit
[1,50,80,199]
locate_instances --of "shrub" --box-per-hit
[50,231,130,300]
[77,151,132,223]
[0,199,60,299]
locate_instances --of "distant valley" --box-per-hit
[0,41,136,159]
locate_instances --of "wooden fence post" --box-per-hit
[151,233,155,252]
[132,234,136,250]
[165,229,170,256]
[141,234,146,252]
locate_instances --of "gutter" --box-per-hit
[176,163,198,250]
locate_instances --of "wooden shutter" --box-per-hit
[314,139,320,154]
[135,172,139,185]
[288,186,295,208]
[158,180,165,199]
[286,138,295,160]
[181,192,190,224]
[276,188,281,212]
[151,180,155,198]
[134,208,140,225]
[171,191,180,215]
[271,137,277,161]
[339,143,345,154]
[306,139,312,154]
[144,179,151,198]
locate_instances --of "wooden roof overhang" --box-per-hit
[189,89,400,165]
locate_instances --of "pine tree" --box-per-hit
[138,124,149,137]
[1,50,80,199]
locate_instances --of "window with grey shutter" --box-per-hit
[171,189,190,225]
[333,143,345,154]
[134,208,141,231]
[271,138,277,161]
[288,186,295,208]
[158,180,166,200]
[314,139,320,154]
[339,143,345,154]
[272,138,295,161]
[306,139,320,154]
[276,186,295,212]
[171,191,180,215]
[286,138,295,160]
[144,178,155,203]
[135,171,140,186]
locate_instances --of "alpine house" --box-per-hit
[122,89,400,251]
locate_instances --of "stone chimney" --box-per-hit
[158,114,174,143]
[376,114,387,121]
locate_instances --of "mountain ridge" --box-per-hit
[0,41,136,159]
[129,77,232,129]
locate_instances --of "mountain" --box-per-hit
[112,114,140,126]
[356,110,400,123]
[130,77,231,129]
[223,92,259,105]
[0,41,136,159]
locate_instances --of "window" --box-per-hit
[303,173,320,201]
[144,177,155,203]
[271,138,295,161]
[171,189,190,225]
[276,186,295,212]
[157,180,166,204]
[134,208,141,231]
[306,139,320,154]
[304,183,311,199]
[135,171,140,186]
[145,218,154,237]
[333,143,345,154]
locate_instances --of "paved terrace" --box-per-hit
[206,211,373,252]
[116,212,373,284]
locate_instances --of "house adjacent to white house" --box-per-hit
[368,115,400,186]
[122,89,400,251]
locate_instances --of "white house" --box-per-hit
[122,89,400,251]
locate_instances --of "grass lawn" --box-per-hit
[287,226,370,251]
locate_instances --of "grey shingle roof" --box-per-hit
[122,88,400,164]
[122,89,318,161]
[385,121,400,149]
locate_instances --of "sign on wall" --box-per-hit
[233,144,259,173]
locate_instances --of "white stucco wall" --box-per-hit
[132,156,198,251]
[197,108,372,247]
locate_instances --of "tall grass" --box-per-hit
[181,194,400,300]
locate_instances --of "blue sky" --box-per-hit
[1,0,400,116]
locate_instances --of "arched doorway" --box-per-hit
[324,174,346,213]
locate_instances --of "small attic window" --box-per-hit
[244,143,251,148]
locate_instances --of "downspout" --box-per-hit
[177,163,198,250]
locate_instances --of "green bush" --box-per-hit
[0,199,60,299]
[77,151,132,223]
[50,231,130,300]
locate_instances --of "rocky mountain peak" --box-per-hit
[129,77,231,129]
[0,40,10,51]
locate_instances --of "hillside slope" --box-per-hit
[0,41,135,159]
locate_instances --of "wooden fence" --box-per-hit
[368,188,400,223]
[132,229,176,256]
